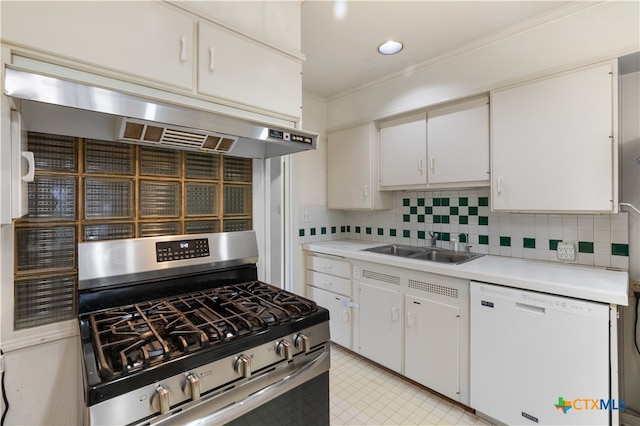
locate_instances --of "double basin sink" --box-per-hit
[362,244,483,265]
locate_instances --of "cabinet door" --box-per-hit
[327,124,391,210]
[198,21,302,118]
[358,283,402,372]
[405,294,460,401]
[427,98,489,186]
[307,286,352,349]
[379,113,427,187]
[1,2,194,90]
[491,62,615,212]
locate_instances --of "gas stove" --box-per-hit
[78,231,330,426]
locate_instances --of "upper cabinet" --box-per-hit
[378,97,489,190]
[327,123,392,210]
[1,2,303,119]
[491,62,617,213]
[379,113,427,187]
[197,21,302,118]
[1,1,195,91]
[427,97,489,187]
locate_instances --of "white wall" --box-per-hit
[326,1,639,130]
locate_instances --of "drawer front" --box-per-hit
[306,256,351,278]
[306,270,351,297]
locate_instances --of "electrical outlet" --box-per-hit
[302,211,311,223]
[557,242,576,261]
[631,279,640,296]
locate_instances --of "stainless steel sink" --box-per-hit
[362,244,483,265]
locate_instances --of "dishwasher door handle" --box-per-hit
[515,302,545,315]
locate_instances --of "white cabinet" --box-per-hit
[1,1,195,91]
[378,97,489,190]
[427,97,489,186]
[405,294,460,401]
[305,254,353,349]
[491,62,616,212]
[356,262,470,403]
[327,123,392,210]
[379,113,427,187]
[358,280,403,373]
[197,21,302,118]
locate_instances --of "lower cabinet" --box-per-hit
[306,286,352,348]
[358,281,403,373]
[356,263,470,404]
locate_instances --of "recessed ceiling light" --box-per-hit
[377,40,404,55]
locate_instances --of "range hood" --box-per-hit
[4,67,317,159]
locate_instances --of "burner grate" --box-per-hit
[87,281,317,380]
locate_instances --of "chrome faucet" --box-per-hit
[459,233,471,254]
[427,231,438,247]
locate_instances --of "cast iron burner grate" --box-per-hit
[88,281,317,380]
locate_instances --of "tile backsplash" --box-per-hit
[299,188,629,270]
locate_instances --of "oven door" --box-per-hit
[145,346,330,426]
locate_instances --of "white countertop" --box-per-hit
[302,240,629,306]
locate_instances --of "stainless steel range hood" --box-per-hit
[4,67,317,159]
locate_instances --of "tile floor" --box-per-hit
[329,344,492,425]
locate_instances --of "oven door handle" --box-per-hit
[180,351,329,426]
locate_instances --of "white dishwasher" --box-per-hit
[470,281,611,426]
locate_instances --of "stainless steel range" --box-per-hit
[77,231,330,426]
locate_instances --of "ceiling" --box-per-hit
[301,1,572,99]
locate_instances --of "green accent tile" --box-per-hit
[450,207,459,216]
[611,243,629,257]
[418,231,426,240]
[433,215,441,224]
[441,232,450,241]
[469,206,478,216]
[310,228,316,236]
[549,239,561,251]
[355,226,361,234]
[479,216,489,226]
[299,229,305,237]
[433,198,441,206]
[441,216,450,224]
[459,234,467,243]
[321,227,327,235]
[459,197,469,207]
[340,226,346,232]
[479,197,489,207]
[459,216,469,225]
[403,214,411,222]
[403,230,411,238]
[418,198,425,206]
[479,235,489,245]
[441,198,450,207]
[366,227,372,235]
[346,226,351,232]
[418,215,425,223]
[403,198,410,207]
[578,241,594,254]
[410,206,418,214]
[390,229,397,237]
[425,206,433,215]
[500,236,511,247]
[377,228,384,236]
[331,226,337,234]
[523,237,536,249]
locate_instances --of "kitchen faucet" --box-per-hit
[459,233,472,254]
[427,231,438,247]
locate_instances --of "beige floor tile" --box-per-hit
[329,344,490,426]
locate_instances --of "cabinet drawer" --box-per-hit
[306,271,351,297]
[306,256,351,278]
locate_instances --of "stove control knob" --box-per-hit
[276,340,293,360]
[294,333,311,353]
[154,385,170,414]
[234,354,251,378]
[185,373,201,401]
